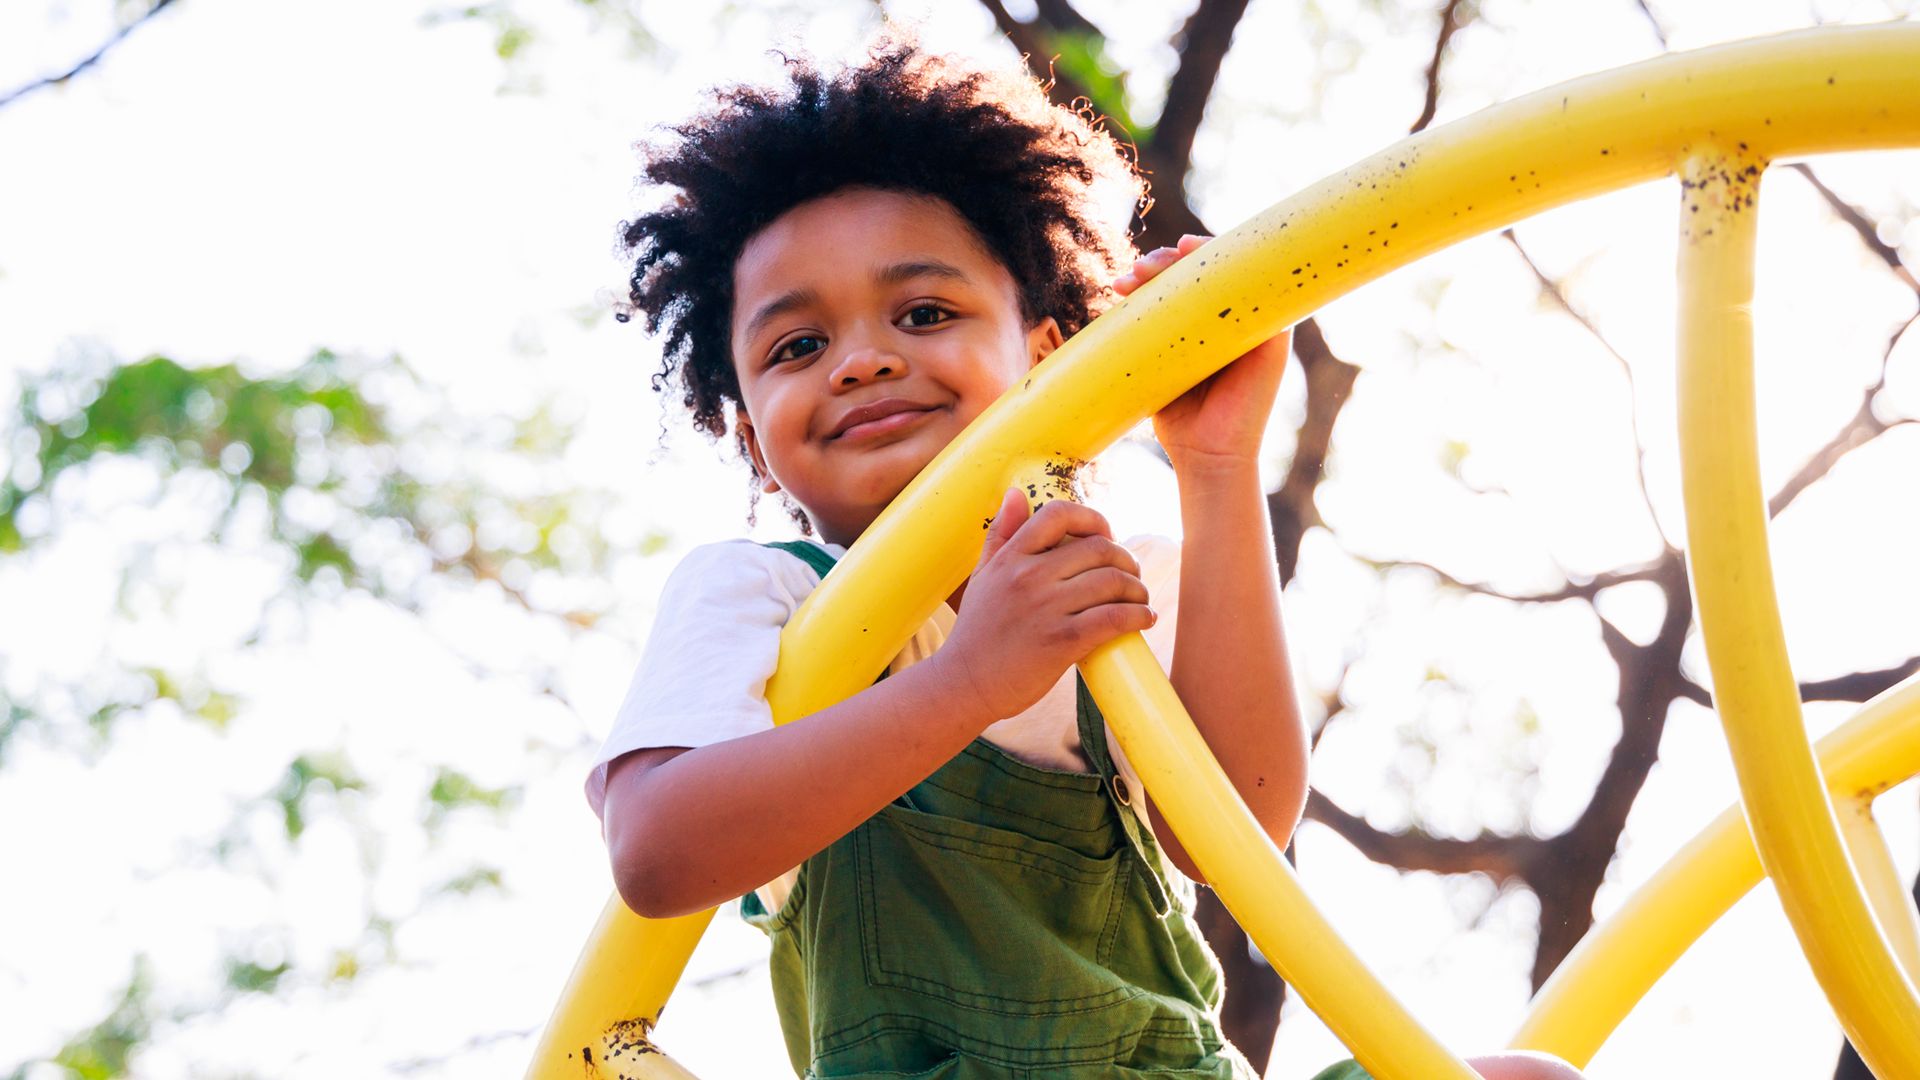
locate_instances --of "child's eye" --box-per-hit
[899,305,952,328]
[772,335,826,364]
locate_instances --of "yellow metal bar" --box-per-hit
[1082,635,1479,1080]
[1839,798,1920,983]
[527,901,713,1078]
[1512,676,1920,1066]
[1673,147,1920,1074]
[531,27,1920,1077]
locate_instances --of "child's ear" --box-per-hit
[737,413,782,495]
[1026,317,1063,369]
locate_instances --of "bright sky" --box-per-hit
[1,0,1918,1077]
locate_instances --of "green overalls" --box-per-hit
[741,540,1259,1079]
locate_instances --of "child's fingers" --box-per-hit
[1058,564,1152,615]
[1068,602,1158,650]
[1117,246,1178,289]
[1116,239,1214,295]
[1010,499,1112,554]
[1134,246,1179,273]
[978,487,1030,565]
[1036,533,1142,582]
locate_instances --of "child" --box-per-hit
[590,39,1584,1080]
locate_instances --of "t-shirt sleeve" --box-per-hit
[584,541,822,819]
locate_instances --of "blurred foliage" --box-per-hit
[223,956,291,996]
[271,752,367,841]
[1042,28,1150,142]
[0,343,629,1074]
[0,347,621,751]
[438,865,507,895]
[427,766,521,823]
[42,960,150,1080]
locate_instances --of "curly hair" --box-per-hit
[618,38,1150,470]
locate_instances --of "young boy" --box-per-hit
[592,39,1583,1080]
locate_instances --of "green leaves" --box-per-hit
[47,960,151,1080]
[271,752,366,841]
[223,957,292,995]
[427,767,520,823]
[1039,29,1152,144]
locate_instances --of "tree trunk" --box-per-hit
[1195,887,1286,1072]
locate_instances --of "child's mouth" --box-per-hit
[828,401,940,443]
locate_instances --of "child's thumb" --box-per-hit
[978,487,1029,564]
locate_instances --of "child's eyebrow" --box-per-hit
[742,287,822,346]
[872,259,971,288]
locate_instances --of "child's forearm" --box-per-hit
[1165,458,1310,856]
[602,653,994,919]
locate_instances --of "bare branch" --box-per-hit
[1154,0,1255,172]
[1676,657,1920,711]
[1410,0,1466,134]
[1503,228,1670,546]
[1632,0,1671,50]
[0,0,177,110]
[1529,558,1690,986]
[1033,0,1100,35]
[1268,318,1358,582]
[1304,789,1538,882]
[1677,678,1712,707]
[1769,314,1918,518]
[1786,163,1920,296]
[1353,550,1667,605]
[974,0,1206,245]
[977,0,1097,108]
[1800,656,1920,703]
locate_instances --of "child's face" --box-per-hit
[729,187,1061,546]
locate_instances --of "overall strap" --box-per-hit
[1075,677,1174,916]
[763,538,838,579]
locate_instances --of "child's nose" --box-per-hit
[830,344,906,388]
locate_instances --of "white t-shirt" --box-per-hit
[586,535,1183,908]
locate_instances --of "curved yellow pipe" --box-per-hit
[529,26,1920,1078]
[1674,147,1920,1074]
[1839,799,1920,984]
[1081,634,1475,1077]
[1512,677,1920,1066]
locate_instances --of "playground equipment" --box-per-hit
[531,24,1920,1079]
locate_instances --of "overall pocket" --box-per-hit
[853,801,1136,1015]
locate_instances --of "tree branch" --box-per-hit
[1353,552,1666,605]
[0,0,177,110]
[1303,789,1540,883]
[1032,0,1100,36]
[1677,677,1711,707]
[1631,0,1670,50]
[1676,655,1920,711]
[976,0,1099,109]
[1502,228,1670,545]
[1268,317,1358,582]
[975,0,1206,245]
[1154,0,1255,173]
[1409,0,1467,135]
[1768,314,1917,519]
[1527,554,1690,986]
[1786,163,1920,296]
[1800,656,1920,703]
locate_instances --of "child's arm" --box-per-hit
[1113,235,1310,883]
[602,494,1157,920]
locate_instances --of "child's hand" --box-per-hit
[938,489,1157,721]
[1113,234,1291,475]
